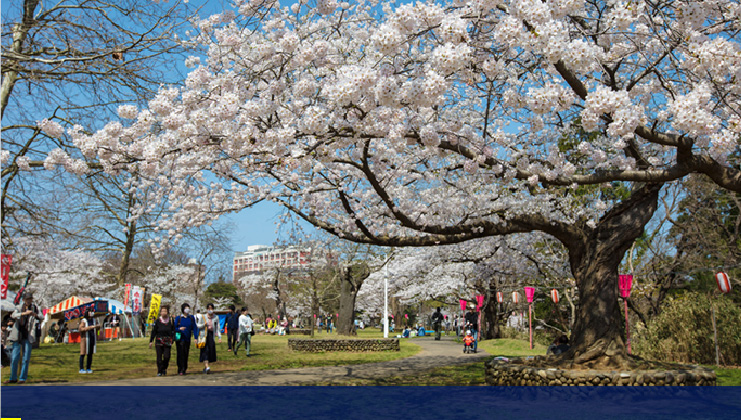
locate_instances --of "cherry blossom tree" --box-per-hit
[50,1,741,366]
[9,237,112,308]
[358,234,571,337]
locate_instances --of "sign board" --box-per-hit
[64,300,108,321]
[147,293,162,324]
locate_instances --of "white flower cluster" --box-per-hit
[605,1,644,31]
[668,84,719,136]
[431,43,472,74]
[315,0,338,15]
[37,118,64,138]
[371,23,405,56]
[117,105,138,119]
[527,83,575,114]
[582,86,644,137]
[438,16,469,44]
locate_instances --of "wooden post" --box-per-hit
[624,298,632,355]
[528,303,533,350]
[711,302,720,366]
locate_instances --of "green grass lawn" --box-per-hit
[709,366,741,386]
[1,329,419,385]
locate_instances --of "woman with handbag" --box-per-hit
[199,303,221,374]
[149,305,175,376]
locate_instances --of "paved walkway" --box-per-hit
[69,336,489,386]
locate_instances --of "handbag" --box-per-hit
[196,329,207,349]
[250,329,255,336]
[174,316,182,341]
[157,336,173,346]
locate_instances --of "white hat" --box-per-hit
[466,330,471,335]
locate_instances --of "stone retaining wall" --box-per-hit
[288,329,312,336]
[288,338,400,352]
[485,359,716,386]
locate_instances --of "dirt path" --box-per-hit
[63,336,489,386]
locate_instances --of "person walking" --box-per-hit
[199,303,221,374]
[431,307,444,341]
[149,306,175,376]
[79,308,101,374]
[174,302,199,375]
[5,291,42,384]
[464,304,479,353]
[233,307,253,356]
[224,305,239,352]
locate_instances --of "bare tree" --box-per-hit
[1,0,196,247]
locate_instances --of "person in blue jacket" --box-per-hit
[174,303,199,376]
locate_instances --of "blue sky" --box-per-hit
[224,202,317,252]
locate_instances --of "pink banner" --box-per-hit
[0,254,11,300]
[459,299,466,311]
[476,295,484,311]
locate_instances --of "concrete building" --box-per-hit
[232,245,311,283]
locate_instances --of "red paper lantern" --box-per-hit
[550,289,559,304]
[716,272,732,294]
[511,291,520,304]
[496,291,504,303]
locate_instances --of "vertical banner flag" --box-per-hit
[132,286,143,314]
[0,254,12,300]
[476,295,484,311]
[459,299,466,311]
[147,293,162,324]
[123,283,132,306]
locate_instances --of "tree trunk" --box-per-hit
[336,265,368,336]
[481,288,502,339]
[117,220,137,287]
[564,183,662,368]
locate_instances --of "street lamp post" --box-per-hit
[383,264,389,338]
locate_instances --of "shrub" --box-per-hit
[633,292,741,365]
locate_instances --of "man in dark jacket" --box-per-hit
[225,305,239,351]
[431,307,444,340]
[464,304,479,353]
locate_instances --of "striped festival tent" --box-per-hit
[48,296,93,316]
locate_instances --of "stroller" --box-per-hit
[463,330,475,354]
